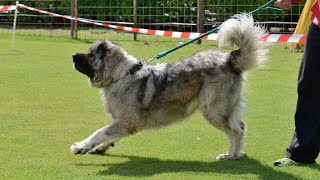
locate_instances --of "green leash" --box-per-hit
[146,0,282,63]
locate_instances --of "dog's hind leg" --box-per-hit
[215,121,245,160]
[202,101,245,160]
[70,120,138,155]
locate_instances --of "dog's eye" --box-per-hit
[88,52,95,60]
[87,53,95,64]
[88,52,94,58]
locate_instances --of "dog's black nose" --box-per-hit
[72,53,79,63]
[72,53,77,59]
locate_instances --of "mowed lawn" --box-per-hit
[0,33,319,179]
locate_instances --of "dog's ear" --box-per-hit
[97,41,109,54]
[110,41,119,46]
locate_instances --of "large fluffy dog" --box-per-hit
[71,14,266,160]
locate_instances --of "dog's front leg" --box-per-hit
[86,142,115,155]
[70,121,131,155]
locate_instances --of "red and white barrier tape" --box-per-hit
[2,4,307,43]
[261,34,306,43]
[0,5,16,13]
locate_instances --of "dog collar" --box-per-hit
[109,62,144,86]
[128,62,143,75]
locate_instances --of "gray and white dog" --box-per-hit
[71,14,266,160]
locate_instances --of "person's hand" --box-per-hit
[275,0,292,10]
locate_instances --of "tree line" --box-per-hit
[2,0,303,29]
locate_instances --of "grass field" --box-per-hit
[0,33,319,179]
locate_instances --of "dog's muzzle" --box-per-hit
[72,53,95,78]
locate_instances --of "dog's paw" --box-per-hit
[216,154,237,160]
[216,152,244,160]
[87,143,115,155]
[216,154,233,160]
[87,148,107,155]
[70,142,91,155]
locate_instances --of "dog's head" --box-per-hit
[73,40,124,88]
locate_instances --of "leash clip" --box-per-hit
[145,56,157,64]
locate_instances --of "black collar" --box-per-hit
[109,62,144,86]
[128,62,144,75]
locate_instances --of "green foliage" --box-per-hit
[2,0,304,28]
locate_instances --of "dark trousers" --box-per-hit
[285,24,320,163]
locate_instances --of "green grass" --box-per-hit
[0,33,319,179]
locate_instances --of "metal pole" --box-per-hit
[133,0,137,41]
[71,0,75,39]
[74,0,78,39]
[12,1,19,49]
[197,0,204,44]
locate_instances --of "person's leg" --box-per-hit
[286,96,320,163]
[275,24,320,166]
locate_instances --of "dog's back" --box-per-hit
[124,14,267,127]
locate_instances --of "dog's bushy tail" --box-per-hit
[218,14,267,73]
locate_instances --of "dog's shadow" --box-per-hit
[77,154,309,179]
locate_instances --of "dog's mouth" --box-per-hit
[73,53,95,78]
[74,63,88,75]
[73,62,94,78]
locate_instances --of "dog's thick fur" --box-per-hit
[71,14,267,160]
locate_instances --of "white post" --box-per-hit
[12,1,19,50]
